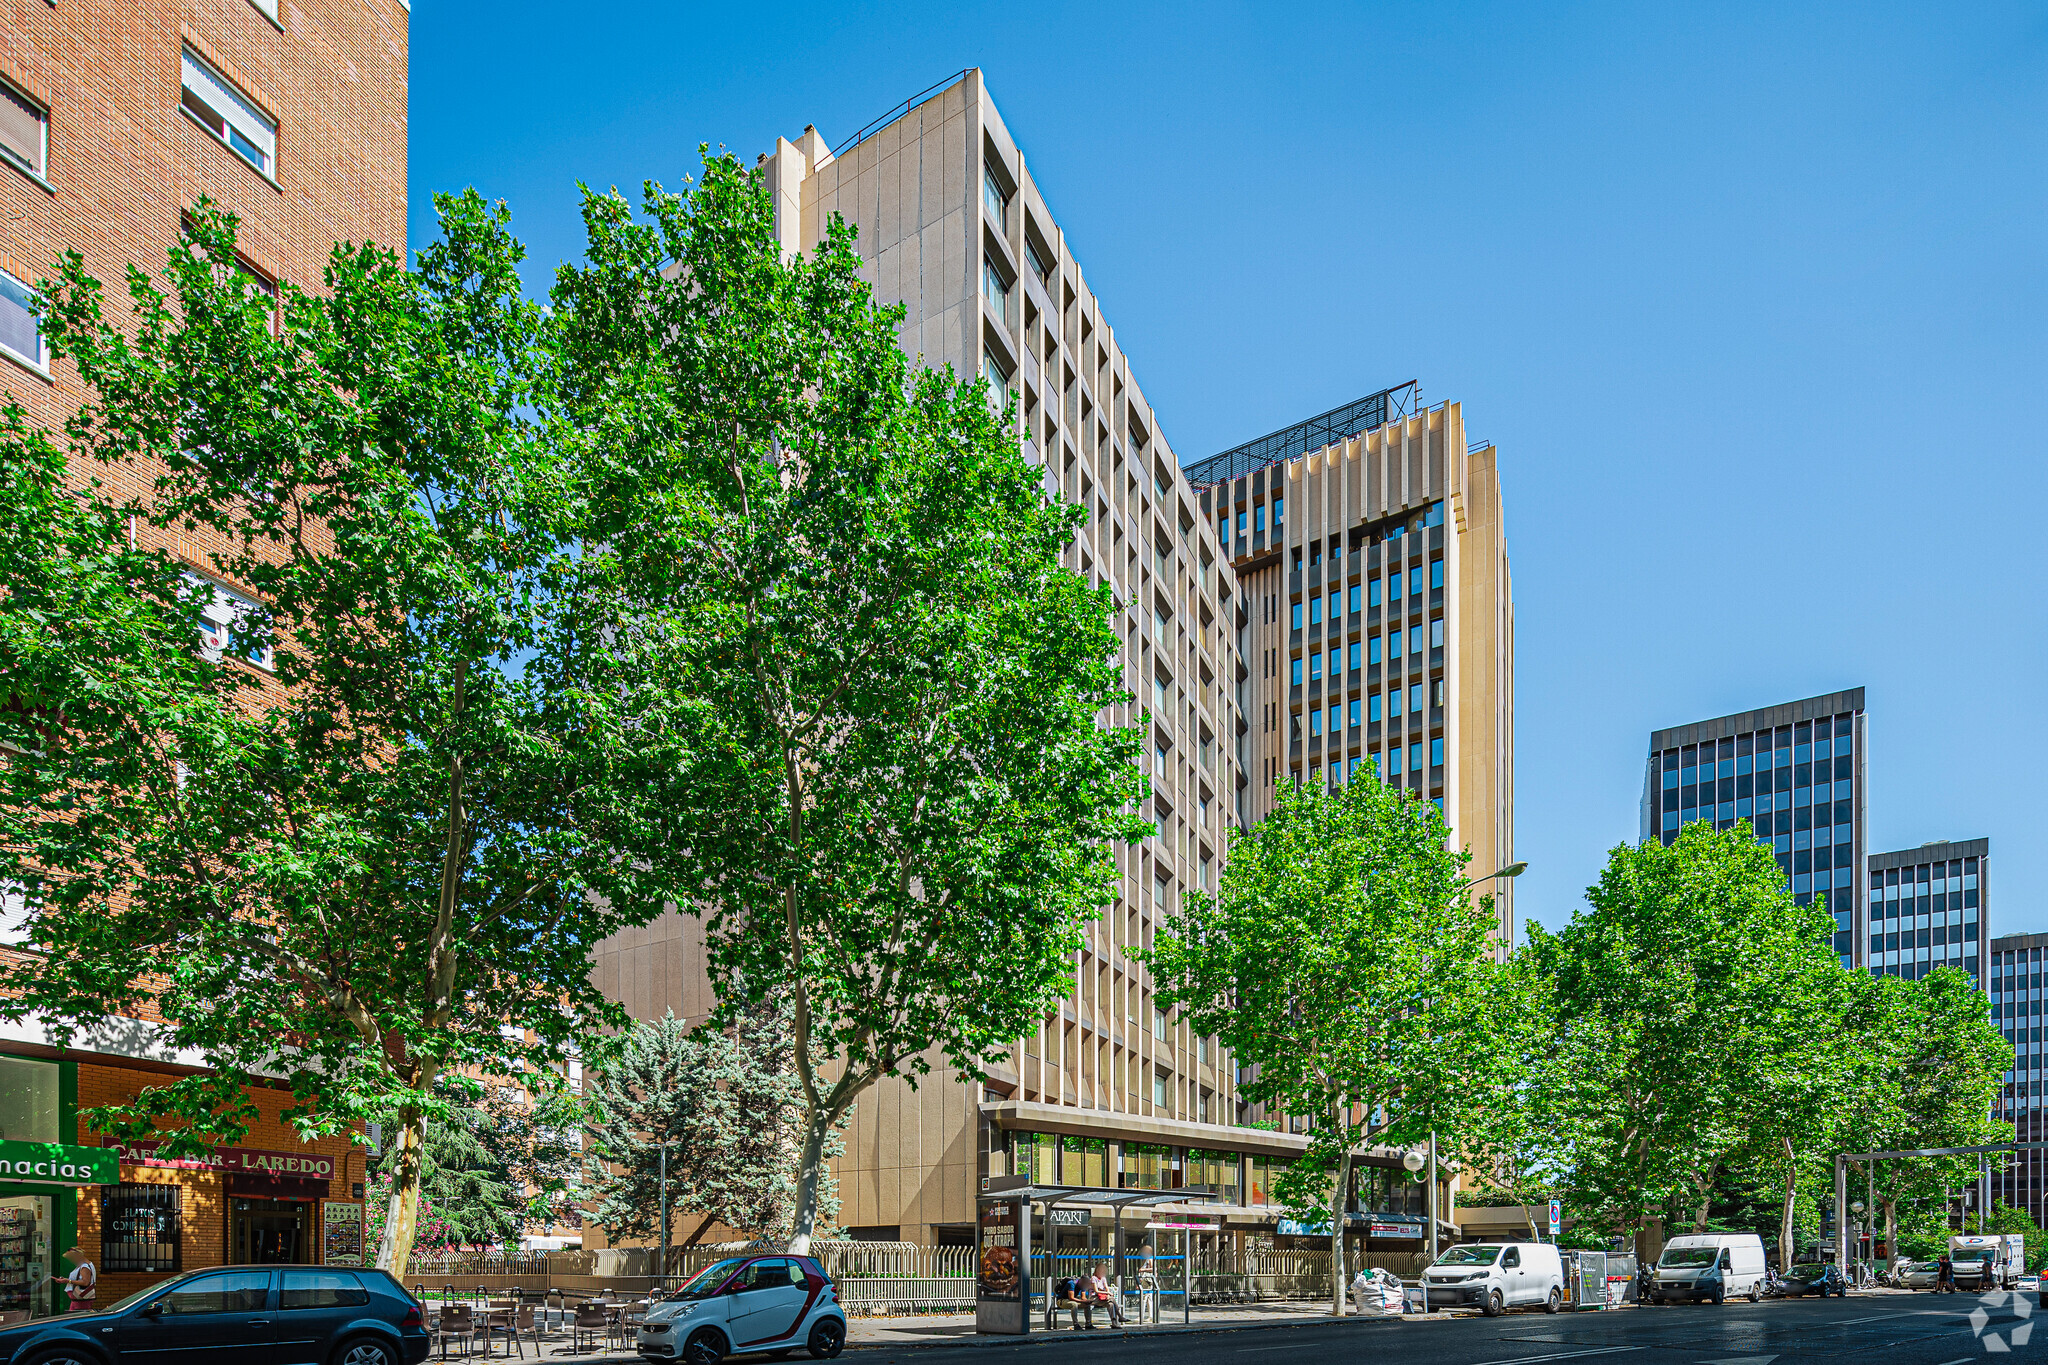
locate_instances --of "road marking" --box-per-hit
[1931,1358,1978,1365]
[1697,1357,1778,1365]
[1486,1349,1642,1365]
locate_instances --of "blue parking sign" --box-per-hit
[1547,1199,1561,1236]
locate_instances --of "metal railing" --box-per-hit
[1184,382,1419,489]
[833,71,973,158]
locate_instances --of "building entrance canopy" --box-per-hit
[976,1176,1225,1213]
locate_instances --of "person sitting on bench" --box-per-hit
[1051,1275,1094,1328]
[1082,1263,1126,1327]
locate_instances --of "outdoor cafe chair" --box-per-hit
[570,1302,610,1354]
[436,1303,476,1360]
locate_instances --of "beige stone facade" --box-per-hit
[1200,399,1517,954]
[596,70,1246,1246]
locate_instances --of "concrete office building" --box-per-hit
[1185,387,1517,954]
[1641,689,1868,968]
[1869,838,1987,985]
[0,0,406,1304]
[1991,924,2044,1227]
[593,71,1441,1253]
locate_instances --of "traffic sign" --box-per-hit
[1547,1198,1562,1237]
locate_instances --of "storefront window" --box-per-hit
[1246,1156,1282,1206]
[1008,1132,1056,1184]
[1120,1142,1173,1190]
[1059,1137,1107,1189]
[0,1195,52,1323]
[0,1058,57,1143]
[1185,1149,1240,1203]
[103,1184,180,1272]
[230,1197,309,1264]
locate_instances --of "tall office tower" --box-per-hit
[0,0,406,1292]
[1640,689,1868,967]
[1990,926,2042,1226]
[1869,839,1988,985]
[595,71,1275,1248]
[1185,388,1517,954]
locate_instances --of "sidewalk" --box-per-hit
[844,1299,1443,1350]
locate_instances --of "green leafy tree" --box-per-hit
[1144,777,1532,1315]
[584,1001,844,1247]
[367,1084,576,1253]
[0,198,692,1277]
[546,156,1148,1253]
[1525,821,1840,1258]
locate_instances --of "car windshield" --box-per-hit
[1433,1247,1502,1266]
[673,1259,746,1300]
[1660,1248,1717,1268]
[1788,1264,1824,1279]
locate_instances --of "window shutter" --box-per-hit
[0,82,43,175]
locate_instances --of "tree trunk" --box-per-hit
[785,1109,833,1256]
[1778,1137,1797,1272]
[1637,1216,1665,1266]
[375,1107,427,1278]
[1884,1198,1896,1266]
[1329,1132,1351,1317]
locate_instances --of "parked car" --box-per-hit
[1650,1233,1768,1304]
[1777,1262,1848,1298]
[1418,1242,1565,1317]
[637,1254,845,1363]
[2018,1273,2040,1294]
[0,1266,428,1365]
[1899,1260,1942,1291]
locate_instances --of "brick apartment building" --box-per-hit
[0,0,406,1313]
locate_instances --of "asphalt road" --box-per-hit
[850,1293,2042,1364]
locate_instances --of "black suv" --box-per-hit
[0,1266,430,1365]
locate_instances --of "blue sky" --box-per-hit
[410,2,2048,936]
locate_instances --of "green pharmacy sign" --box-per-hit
[0,1141,120,1185]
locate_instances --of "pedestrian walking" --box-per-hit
[1937,1253,1955,1293]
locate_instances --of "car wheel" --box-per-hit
[334,1338,397,1365]
[683,1327,726,1365]
[806,1317,845,1360]
[1545,1287,1562,1314]
[25,1351,98,1365]
[1482,1288,1505,1318]
[1747,1282,1760,1302]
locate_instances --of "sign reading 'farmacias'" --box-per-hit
[114,1139,336,1180]
[0,1140,121,1185]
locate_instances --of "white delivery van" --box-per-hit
[1649,1233,1767,1304]
[1949,1234,2008,1291]
[1419,1241,1566,1316]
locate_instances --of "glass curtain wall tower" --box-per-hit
[1641,689,1868,968]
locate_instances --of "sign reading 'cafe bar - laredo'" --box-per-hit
[112,1140,337,1182]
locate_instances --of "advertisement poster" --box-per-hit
[322,1201,364,1266]
[975,1198,1028,1334]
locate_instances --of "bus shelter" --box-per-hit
[975,1176,1223,1334]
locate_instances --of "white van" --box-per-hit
[1650,1233,1767,1304]
[1419,1241,1566,1316]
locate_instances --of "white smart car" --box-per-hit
[636,1254,846,1364]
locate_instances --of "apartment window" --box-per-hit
[1430,618,1444,649]
[983,165,1009,231]
[1388,686,1402,719]
[982,258,1011,326]
[1290,658,1302,685]
[1273,497,1284,522]
[1308,597,1321,625]
[1236,511,1247,537]
[1409,742,1423,772]
[982,348,1011,408]
[1024,237,1049,282]
[1348,699,1360,728]
[1430,736,1445,769]
[248,0,282,19]
[1254,505,1266,533]
[1328,648,1340,677]
[1431,678,1445,708]
[1348,585,1361,614]
[1328,591,1340,621]
[1327,705,1340,734]
[1389,570,1402,599]
[0,267,44,371]
[1291,602,1303,630]
[1368,693,1381,723]
[1309,709,1321,736]
[1408,624,1423,653]
[1389,629,1401,660]
[1308,653,1321,681]
[1408,683,1423,713]
[1430,558,1444,589]
[1348,642,1361,671]
[1369,579,1381,607]
[1368,636,1381,665]
[181,48,275,176]
[0,78,47,180]
[1155,745,1167,777]
[1152,1074,1167,1106]
[1388,747,1402,777]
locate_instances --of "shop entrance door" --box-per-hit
[230,1199,308,1264]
